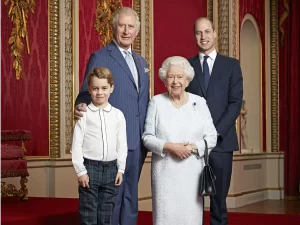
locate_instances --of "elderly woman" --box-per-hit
[142,56,217,225]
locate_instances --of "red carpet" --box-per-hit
[1,197,300,225]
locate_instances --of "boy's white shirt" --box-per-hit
[71,102,128,177]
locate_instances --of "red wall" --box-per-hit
[1,0,49,156]
[153,0,207,94]
[239,0,266,151]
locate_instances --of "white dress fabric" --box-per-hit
[142,92,217,225]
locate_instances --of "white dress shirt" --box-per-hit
[71,102,128,177]
[199,49,217,75]
[113,39,133,58]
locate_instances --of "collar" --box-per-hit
[198,49,217,61]
[88,102,112,112]
[113,39,132,57]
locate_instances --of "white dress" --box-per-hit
[142,92,217,225]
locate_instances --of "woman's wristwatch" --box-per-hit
[190,144,199,155]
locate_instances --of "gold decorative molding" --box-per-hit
[4,0,35,80]
[270,0,279,152]
[65,0,74,154]
[1,177,28,201]
[144,0,153,98]
[218,0,229,56]
[132,0,141,55]
[231,0,238,59]
[94,0,122,46]
[133,0,153,98]
[207,0,213,22]
[49,0,60,158]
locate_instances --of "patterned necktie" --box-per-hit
[124,50,139,91]
[203,55,210,91]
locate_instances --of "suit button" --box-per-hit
[136,114,140,117]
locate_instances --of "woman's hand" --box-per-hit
[165,142,192,160]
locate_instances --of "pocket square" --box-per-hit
[144,68,150,73]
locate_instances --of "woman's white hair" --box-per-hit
[158,56,195,83]
[112,7,140,31]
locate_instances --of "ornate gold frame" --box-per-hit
[270,0,279,152]
[64,0,74,155]
[133,0,153,97]
[218,0,229,56]
[207,0,213,22]
[49,0,60,158]
[132,0,141,54]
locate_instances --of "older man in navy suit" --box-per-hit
[74,7,149,225]
[186,17,243,225]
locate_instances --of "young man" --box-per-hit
[186,17,243,225]
[74,7,149,225]
[72,67,127,225]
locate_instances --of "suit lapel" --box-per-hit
[209,54,223,85]
[191,55,207,97]
[107,42,136,87]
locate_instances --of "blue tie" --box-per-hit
[124,50,139,91]
[203,55,210,91]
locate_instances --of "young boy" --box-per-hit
[71,67,128,225]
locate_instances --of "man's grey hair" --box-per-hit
[112,7,140,31]
[158,56,195,83]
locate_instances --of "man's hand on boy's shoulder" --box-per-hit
[78,174,90,188]
[74,103,87,121]
[115,172,123,186]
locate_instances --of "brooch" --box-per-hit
[193,102,196,110]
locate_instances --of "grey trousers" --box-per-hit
[79,159,119,225]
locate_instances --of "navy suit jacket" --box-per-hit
[186,54,243,152]
[75,41,150,150]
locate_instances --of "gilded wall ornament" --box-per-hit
[94,0,122,46]
[4,0,35,80]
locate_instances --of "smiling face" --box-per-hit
[88,77,114,108]
[113,12,139,50]
[194,18,217,55]
[165,65,189,98]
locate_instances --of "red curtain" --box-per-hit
[239,0,266,152]
[153,0,207,95]
[1,0,49,156]
[279,0,300,198]
[79,0,132,87]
